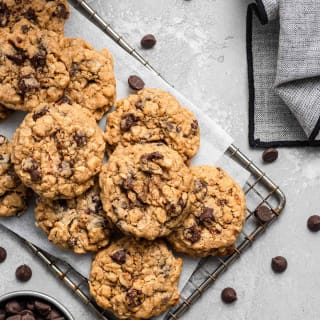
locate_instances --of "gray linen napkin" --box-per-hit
[248,0,320,147]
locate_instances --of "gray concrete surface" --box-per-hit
[1,0,320,319]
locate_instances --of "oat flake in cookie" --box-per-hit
[105,88,200,162]
[0,20,69,112]
[100,143,193,240]
[12,102,105,199]
[35,183,113,254]
[0,0,70,34]
[167,166,246,257]
[89,237,183,320]
[61,38,116,120]
[0,135,28,217]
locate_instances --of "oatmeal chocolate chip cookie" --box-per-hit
[100,143,193,240]
[35,183,113,254]
[0,0,70,33]
[89,237,182,320]
[12,102,105,199]
[0,20,69,111]
[0,135,28,217]
[60,38,116,120]
[105,88,200,162]
[0,103,13,120]
[167,166,246,257]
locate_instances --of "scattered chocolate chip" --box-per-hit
[30,52,46,69]
[0,309,5,320]
[125,289,144,308]
[0,135,8,146]
[140,34,157,49]
[5,301,23,314]
[135,100,143,109]
[128,75,145,91]
[32,106,49,121]
[6,51,27,65]
[69,62,79,77]
[23,8,37,23]
[221,287,237,303]
[88,195,102,213]
[199,207,215,224]
[191,120,199,131]
[0,247,7,263]
[111,249,126,264]
[254,205,273,223]
[15,264,32,282]
[307,215,320,232]
[271,256,287,273]
[58,161,73,178]
[20,310,33,316]
[122,176,134,190]
[193,179,207,194]
[0,2,10,27]
[262,148,278,163]
[53,3,69,19]
[184,225,201,243]
[54,199,68,211]
[57,95,72,105]
[73,131,87,147]
[67,238,77,249]
[34,301,51,316]
[18,75,40,95]
[21,25,31,34]
[140,152,164,163]
[120,113,138,132]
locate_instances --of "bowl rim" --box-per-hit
[0,290,74,320]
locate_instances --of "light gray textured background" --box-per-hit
[1,1,320,319]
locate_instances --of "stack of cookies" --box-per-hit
[0,2,247,319]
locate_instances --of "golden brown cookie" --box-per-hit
[12,102,105,199]
[35,183,113,254]
[0,135,28,217]
[100,143,193,240]
[105,88,200,162]
[167,166,246,257]
[89,237,182,320]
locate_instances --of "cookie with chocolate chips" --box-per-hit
[0,20,69,112]
[35,183,113,253]
[0,135,28,217]
[89,237,182,320]
[167,166,246,257]
[12,102,105,199]
[60,38,116,120]
[0,0,70,34]
[99,143,193,240]
[105,88,200,162]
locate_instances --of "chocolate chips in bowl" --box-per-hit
[0,291,74,320]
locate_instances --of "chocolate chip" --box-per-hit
[193,179,207,194]
[254,205,273,223]
[7,51,27,65]
[32,106,49,121]
[21,25,31,34]
[58,161,73,178]
[20,310,35,320]
[140,152,164,163]
[307,215,320,232]
[53,3,69,19]
[18,75,40,95]
[262,148,278,163]
[73,131,87,147]
[69,63,79,77]
[111,249,126,264]
[34,301,51,317]
[7,315,22,320]
[5,301,23,314]
[221,287,237,303]
[20,310,33,316]
[125,288,144,308]
[16,264,32,282]
[199,207,215,224]
[191,120,199,131]
[56,95,72,105]
[271,256,287,273]
[122,176,134,190]
[140,34,156,49]
[23,8,37,23]
[88,195,102,213]
[128,75,145,91]
[22,158,41,181]
[45,309,62,320]
[0,309,5,320]
[184,225,201,243]
[0,247,7,263]
[135,100,143,109]
[67,238,77,249]
[54,199,68,211]
[0,2,10,27]
[30,52,46,69]
[120,113,138,132]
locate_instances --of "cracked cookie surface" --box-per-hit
[35,183,113,254]
[0,0,70,34]
[100,143,193,240]
[167,166,246,257]
[89,237,182,320]
[61,38,116,120]
[0,20,69,111]
[0,135,28,217]
[12,102,105,199]
[105,88,200,162]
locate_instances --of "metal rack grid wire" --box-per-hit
[3,1,286,319]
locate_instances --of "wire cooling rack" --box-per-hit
[3,1,286,319]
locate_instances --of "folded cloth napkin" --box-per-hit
[247,0,320,147]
